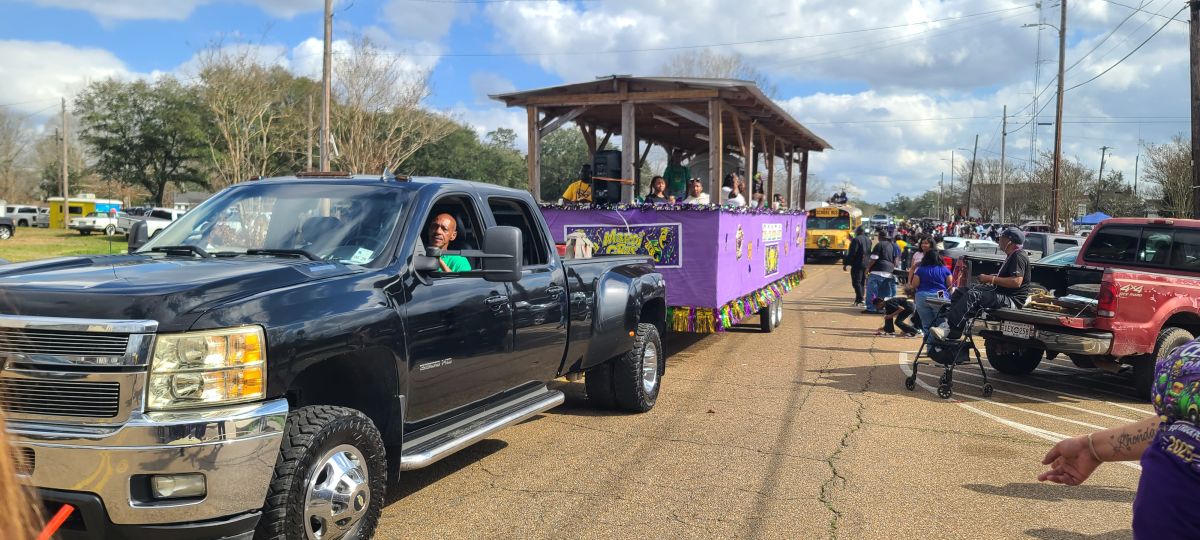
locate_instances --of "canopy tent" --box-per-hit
[491,76,832,206]
[1075,212,1111,225]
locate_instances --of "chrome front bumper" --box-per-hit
[8,398,287,525]
[975,320,1113,355]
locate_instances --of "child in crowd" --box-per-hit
[872,295,922,338]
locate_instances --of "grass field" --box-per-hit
[0,227,129,263]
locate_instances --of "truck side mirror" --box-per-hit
[483,226,522,283]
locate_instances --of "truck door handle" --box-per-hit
[486,295,510,306]
[546,285,564,297]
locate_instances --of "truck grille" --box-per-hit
[0,328,130,357]
[0,378,121,418]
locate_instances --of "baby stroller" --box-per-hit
[903,307,994,400]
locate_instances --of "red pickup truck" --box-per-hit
[973,218,1200,398]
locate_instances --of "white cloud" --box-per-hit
[468,72,515,105]
[382,0,464,42]
[27,0,324,22]
[0,40,136,117]
[449,102,526,148]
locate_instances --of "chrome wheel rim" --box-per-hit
[641,341,659,394]
[0,228,9,239]
[304,444,370,540]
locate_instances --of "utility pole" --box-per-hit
[939,172,944,221]
[1096,145,1110,213]
[307,94,314,170]
[1000,105,1008,225]
[1191,0,1200,218]
[966,134,979,220]
[320,0,333,172]
[1050,0,1067,228]
[60,97,69,230]
[1134,151,1140,196]
[950,150,955,217]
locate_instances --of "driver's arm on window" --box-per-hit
[438,258,451,272]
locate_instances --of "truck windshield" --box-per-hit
[140,182,408,265]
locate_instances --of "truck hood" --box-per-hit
[0,254,361,332]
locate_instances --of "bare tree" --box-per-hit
[332,37,456,174]
[1142,134,1191,217]
[660,49,778,98]
[196,43,296,190]
[0,109,29,201]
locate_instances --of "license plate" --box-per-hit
[1001,321,1035,340]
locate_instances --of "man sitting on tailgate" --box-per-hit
[930,227,1031,341]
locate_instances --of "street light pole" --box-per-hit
[1000,105,1007,225]
[1050,0,1067,229]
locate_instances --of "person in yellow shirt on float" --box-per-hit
[561,164,593,203]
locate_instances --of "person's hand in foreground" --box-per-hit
[1038,435,1102,486]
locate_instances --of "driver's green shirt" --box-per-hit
[441,255,471,272]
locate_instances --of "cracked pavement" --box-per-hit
[376,265,1145,539]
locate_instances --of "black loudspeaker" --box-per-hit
[592,150,622,203]
[127,220,149,252]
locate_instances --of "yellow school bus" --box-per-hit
[805,205,862,262]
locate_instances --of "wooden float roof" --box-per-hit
[490,76,832,157]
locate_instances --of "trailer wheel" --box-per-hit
[1135,327,1193,400]
[984,339,1044,375]
[759,305,776,333]
[256,405,385,540]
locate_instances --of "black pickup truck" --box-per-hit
[0,174,666,540]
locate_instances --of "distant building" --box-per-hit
[171,192,211,212]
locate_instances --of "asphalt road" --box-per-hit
[377,265,1148,540]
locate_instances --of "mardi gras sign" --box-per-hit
[563,223,683,267]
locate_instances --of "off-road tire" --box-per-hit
[585,362,617,409]
[611,323,663,412]
[256,405,386,540]
[984,339,1044,375]
[1134,327,1193,400]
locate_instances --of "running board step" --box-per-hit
[399,386,564,471]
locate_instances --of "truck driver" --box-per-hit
[428,213,471,272]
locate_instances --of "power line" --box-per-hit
[1066,4,1187,92]
[1097,0,1187,22]
[1064,0,1150,72]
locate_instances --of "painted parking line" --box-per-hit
[910,370,1108,430]
[898,353,1141,472]
[944,369,1140,422]
[901,350,1153,415]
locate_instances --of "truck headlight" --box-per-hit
[147,327,265,410]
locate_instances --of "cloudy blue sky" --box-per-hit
[0,0,1191,203]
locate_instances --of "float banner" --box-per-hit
[541,207,806,309]
[563,223,682,267]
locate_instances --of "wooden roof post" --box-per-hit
[766,135,776,205]
[745,121,754,195]
[708,99,722,202]
[799,150,810,210]
[527,105,541,201]
[785,147,794,209]
[620,101,636,204]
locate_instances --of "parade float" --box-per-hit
[493,76,830,332]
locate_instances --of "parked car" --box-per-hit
[1021,221,1055,233]
[5,205,42,227]
[0,174,667,539]
[0,204,14,240]
[68,211,124,235]
[37,207,49,227]
[962,218,1200,398]
[1076,224,1095,237]
[117,207,185,237]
